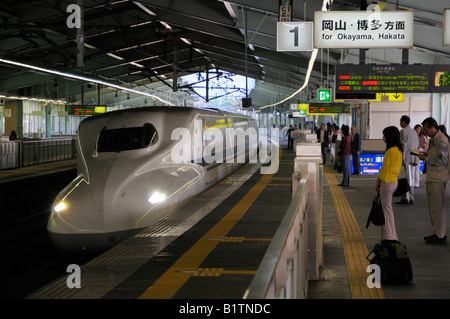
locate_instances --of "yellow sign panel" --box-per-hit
[95,106,106,113]
[369,93,405,102]
[298,104,309,111]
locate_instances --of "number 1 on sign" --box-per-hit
[289,26,298,47]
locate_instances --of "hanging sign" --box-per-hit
[444,9,450,46]
[278,0,293,22]
[277,22,314,51]
[314,10,414,49]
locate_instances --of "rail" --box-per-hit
[245,170,310,299]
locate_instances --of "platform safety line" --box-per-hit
[138,172,274,299]
[324,166,385,299]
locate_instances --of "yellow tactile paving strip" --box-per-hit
[324,166,385,299]
[138,172,274,299]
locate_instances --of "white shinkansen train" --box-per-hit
[48,106,259,253]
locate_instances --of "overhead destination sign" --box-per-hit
[335,64,430,94]
[308,103,351,115]
[314,10,414,49]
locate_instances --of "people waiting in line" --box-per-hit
[337,125,351,187]
[397,115,420,205]
[419,117,449,245]
[376,126,403,241]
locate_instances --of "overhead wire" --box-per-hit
[260,0,332,109]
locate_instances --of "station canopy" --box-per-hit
[0,1,449,111]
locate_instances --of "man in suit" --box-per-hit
[397,115,420,205]
[351,125,361,175]
[316,123,330,164]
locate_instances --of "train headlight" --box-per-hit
[148,192,166,204]
[54,201,67,213]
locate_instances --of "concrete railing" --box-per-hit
[245,171,309,299]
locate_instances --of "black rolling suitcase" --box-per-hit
[366,240,413,283]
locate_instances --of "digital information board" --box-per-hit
[308,103,351,115]
[67,105,106,116]
[335,64,431,94]
[356,153,424,175]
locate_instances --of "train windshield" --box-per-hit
[97,123,158,152]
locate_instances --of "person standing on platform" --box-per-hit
[316,123,330,165]
[351,125,361,175]
[396,115,420,205]
[414,124,428,188]
[375,126,403,241]
[419,117,450,245]
[286,125,294,150]
[337,125,351,187]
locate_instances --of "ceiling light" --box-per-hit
[133,1,157,16]
[107,53,125,60]
[160,21,172,30]
[0,58,174,106]
[130,62,145,68]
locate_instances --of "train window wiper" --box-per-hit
[97,123,158,153]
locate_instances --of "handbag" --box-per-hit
[333,158,342,172]
[365,191,385,229]
[393,164,410,197]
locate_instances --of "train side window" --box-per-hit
[97,123,158,153]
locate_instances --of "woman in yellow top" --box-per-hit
[375,126,403,241]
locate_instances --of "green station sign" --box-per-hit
[317,88,332,102]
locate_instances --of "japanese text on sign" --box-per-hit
[314,11,413,49]
[335,65,430,94]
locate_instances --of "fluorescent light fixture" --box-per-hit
[84,42,97,50]
[160,21,172,30]
[133,1,157,16]
[130,61,145,68]
[181,38,191,45]
[107,53,125,60]
[0,58,174,106]
[224,1,237,20]
[148,192,166,204]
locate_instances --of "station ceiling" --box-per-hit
[0,0,450,110]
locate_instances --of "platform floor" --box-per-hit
[309,160,450,299]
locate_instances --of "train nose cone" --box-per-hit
[47,175,109,253]
[48,200,141,253]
